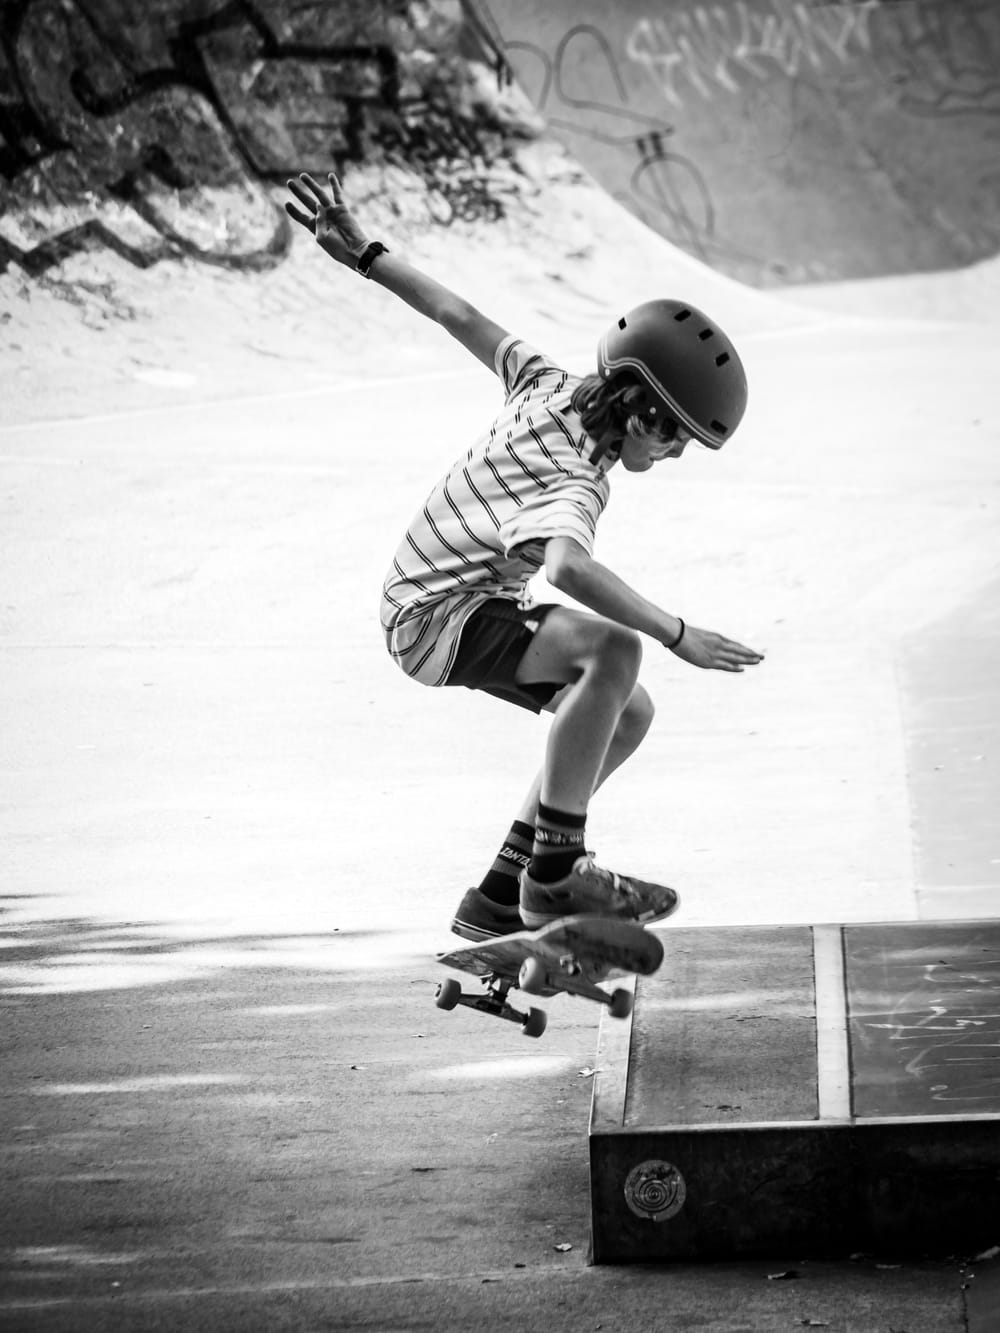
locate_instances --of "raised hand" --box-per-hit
[284,172,370,267]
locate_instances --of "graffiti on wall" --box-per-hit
[623,0,1000,115]
[0,0,516,277]
[624,1,881,108]
[464,0,1000,282]
[858,950,1000,1113]
[461,11,720,264]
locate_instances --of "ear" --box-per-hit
[625,382,658,420]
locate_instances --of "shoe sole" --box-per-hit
[450,916,522,943]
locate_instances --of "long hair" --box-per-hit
[570,371,673,451]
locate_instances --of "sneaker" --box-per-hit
[450,887,525,942]
[519,853,680,930]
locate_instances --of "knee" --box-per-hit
[618,684,655,749]
[589,621,643,689]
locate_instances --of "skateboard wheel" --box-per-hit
[521,1007,548,1039]
[518,956,548,995]
[608,988,633,1020]
[435,978,462,1011]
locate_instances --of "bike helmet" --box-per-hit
[597,299,748,449]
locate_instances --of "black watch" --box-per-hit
[356,241,388,278]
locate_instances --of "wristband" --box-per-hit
[356,241,388,277]
[666,618,685,650]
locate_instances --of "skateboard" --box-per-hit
[435,914,665,1039]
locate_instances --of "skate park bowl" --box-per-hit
[2,0,1000,1287]
[463,0,1000,289]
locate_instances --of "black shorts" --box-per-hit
[446,599,562,714]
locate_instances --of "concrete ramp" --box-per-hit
[589,920,1000,1262]
[466,0,1000,287]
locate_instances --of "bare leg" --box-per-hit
[508,609,678,925]
[514,607,649,816]
[511,681,654,824]
[456,610,660,935]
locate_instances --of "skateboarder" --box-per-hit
[285,171,764,943]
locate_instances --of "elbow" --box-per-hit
[545,541,588,594]
[438,297,478,339]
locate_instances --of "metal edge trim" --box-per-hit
[813,922,854,1122]
[588,974,638,1135]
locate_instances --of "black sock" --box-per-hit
[477,819,535,906]
[528,802,587,884]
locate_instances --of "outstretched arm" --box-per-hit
[285,171,509,374]
[545,537,765,673]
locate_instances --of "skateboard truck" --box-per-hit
[435,973,548,1038]
[518,954,635,1019]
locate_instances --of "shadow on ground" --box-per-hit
[0,902,606,1326]
[2,904,994,1332]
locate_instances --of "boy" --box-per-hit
[285,171,764,942]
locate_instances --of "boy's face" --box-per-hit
[619,425,694,472]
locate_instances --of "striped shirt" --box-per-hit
[381,336,611,686]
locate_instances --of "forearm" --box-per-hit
[368,252,473,337]
[367,252,457,322]
[556,556,682,647]
[362,251,505,369]
[287,172,507,369]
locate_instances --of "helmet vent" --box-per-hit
[674,309,692,322]
[716,352,730,367]
[698,328,714,341]
[618,317,627,329]
[712,420,728,435]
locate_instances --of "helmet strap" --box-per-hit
[589,428,620,466]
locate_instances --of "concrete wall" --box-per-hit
[0,0,539,276]
[467,0,1000,286]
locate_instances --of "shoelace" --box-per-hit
[579,854,628,897]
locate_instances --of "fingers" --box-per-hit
[719,643,764,671]
[285,171,350,239]
[728,640,765,665]
[292,170,344,205]
[284,201,316,232]
[701,633,765,672]
[286,175,321,215]
[299,172,329,205]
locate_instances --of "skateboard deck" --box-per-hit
[435,914,665,1039]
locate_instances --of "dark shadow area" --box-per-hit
[0,900,432,997]
[0,906,600,1325]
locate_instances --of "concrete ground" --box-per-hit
[2,210,999,1326]
[2,945,998,1332]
